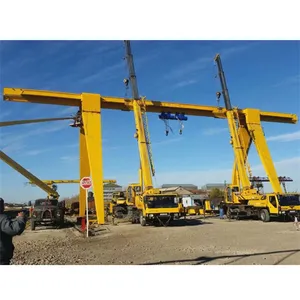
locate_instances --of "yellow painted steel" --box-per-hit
[27,179,117,185]
[244,108,283,193]
[132,100,153,190]
[3,88,297,124]
[2,87,299,224]
[226,110,252,189]
[231,123,252,188]
[81,93,105,224]
[0,150,59,198]
[79,126,91,217]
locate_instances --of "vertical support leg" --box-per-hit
[231,123,252,186]
[81,93,105,225]
[244,108,283,193]
[79,127,90,217]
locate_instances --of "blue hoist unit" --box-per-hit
[158,112,188,136]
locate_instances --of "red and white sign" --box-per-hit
[80,176,93,190]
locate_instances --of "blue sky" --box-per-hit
[0,40,299,202]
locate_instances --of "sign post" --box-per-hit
[80,176,93,237]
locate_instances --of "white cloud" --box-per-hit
[172,79,198,89]
[55,107,78,117]
[60,155,78,162]
[1,120,72,153]
[267,130,300,142]
[0,110,12,120]
[202,127,228,136]
[272,74,300,87]
[152,137,183,146]
[164,43,257,81]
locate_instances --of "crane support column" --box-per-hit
[81,93,105,224]
[244,108,283,193]
[231,122,252,185]
[79,127,90,217]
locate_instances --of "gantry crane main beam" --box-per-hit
[2,87,298,225]
[3,88,297,124]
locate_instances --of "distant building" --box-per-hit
[160,186,194,196]
[201,183,226,191]
[161,184,198,190]
[103,183,123,200]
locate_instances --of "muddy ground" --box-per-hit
[11,216,300,265]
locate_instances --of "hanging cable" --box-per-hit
[214,61,222,108]
[175,115,184,135]
[162,119,173,136]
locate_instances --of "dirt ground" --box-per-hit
[11,216,300,265]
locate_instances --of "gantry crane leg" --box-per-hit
[231,121,252,186]
[80,93,105,224]
[79,126,90,217]
[244,108,283,193]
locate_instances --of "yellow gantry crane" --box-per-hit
[214,53,300,221]
[2,44,298,225]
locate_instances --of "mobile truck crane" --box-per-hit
[120,40,184,226]
[214,53,300,222]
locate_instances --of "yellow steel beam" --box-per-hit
[231,124,252,186]
[3,88,298,124]
[81,93,105,224]
[27,179,117,185]
[79,126,90,217]
[244,108,283,193]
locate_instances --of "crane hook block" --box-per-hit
[158,112,188,121]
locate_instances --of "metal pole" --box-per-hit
[86,189,89,237]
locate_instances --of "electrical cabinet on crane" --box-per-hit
[214,53,300,222]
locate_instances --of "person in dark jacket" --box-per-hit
[0,198,27,265]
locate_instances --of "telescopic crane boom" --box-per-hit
[124,40,154,190]
[214,54,252,190]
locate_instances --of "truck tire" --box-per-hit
[260,209,270,222]
[31,220,36,231]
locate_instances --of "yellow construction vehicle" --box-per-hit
[122,41,184,226]
[182,195,214,216]
[214,53,300,222]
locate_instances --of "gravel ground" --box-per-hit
[11,217,300,265]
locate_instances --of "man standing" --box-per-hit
[0,198,27,265]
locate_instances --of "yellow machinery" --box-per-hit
[2,43,298,225]
[122,41,184,226]
[182,195,215,216]
[214,53,300,221]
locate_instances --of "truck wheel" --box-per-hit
[260,209,270,222]
[140,214,147,226]
[31,220,36,231]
